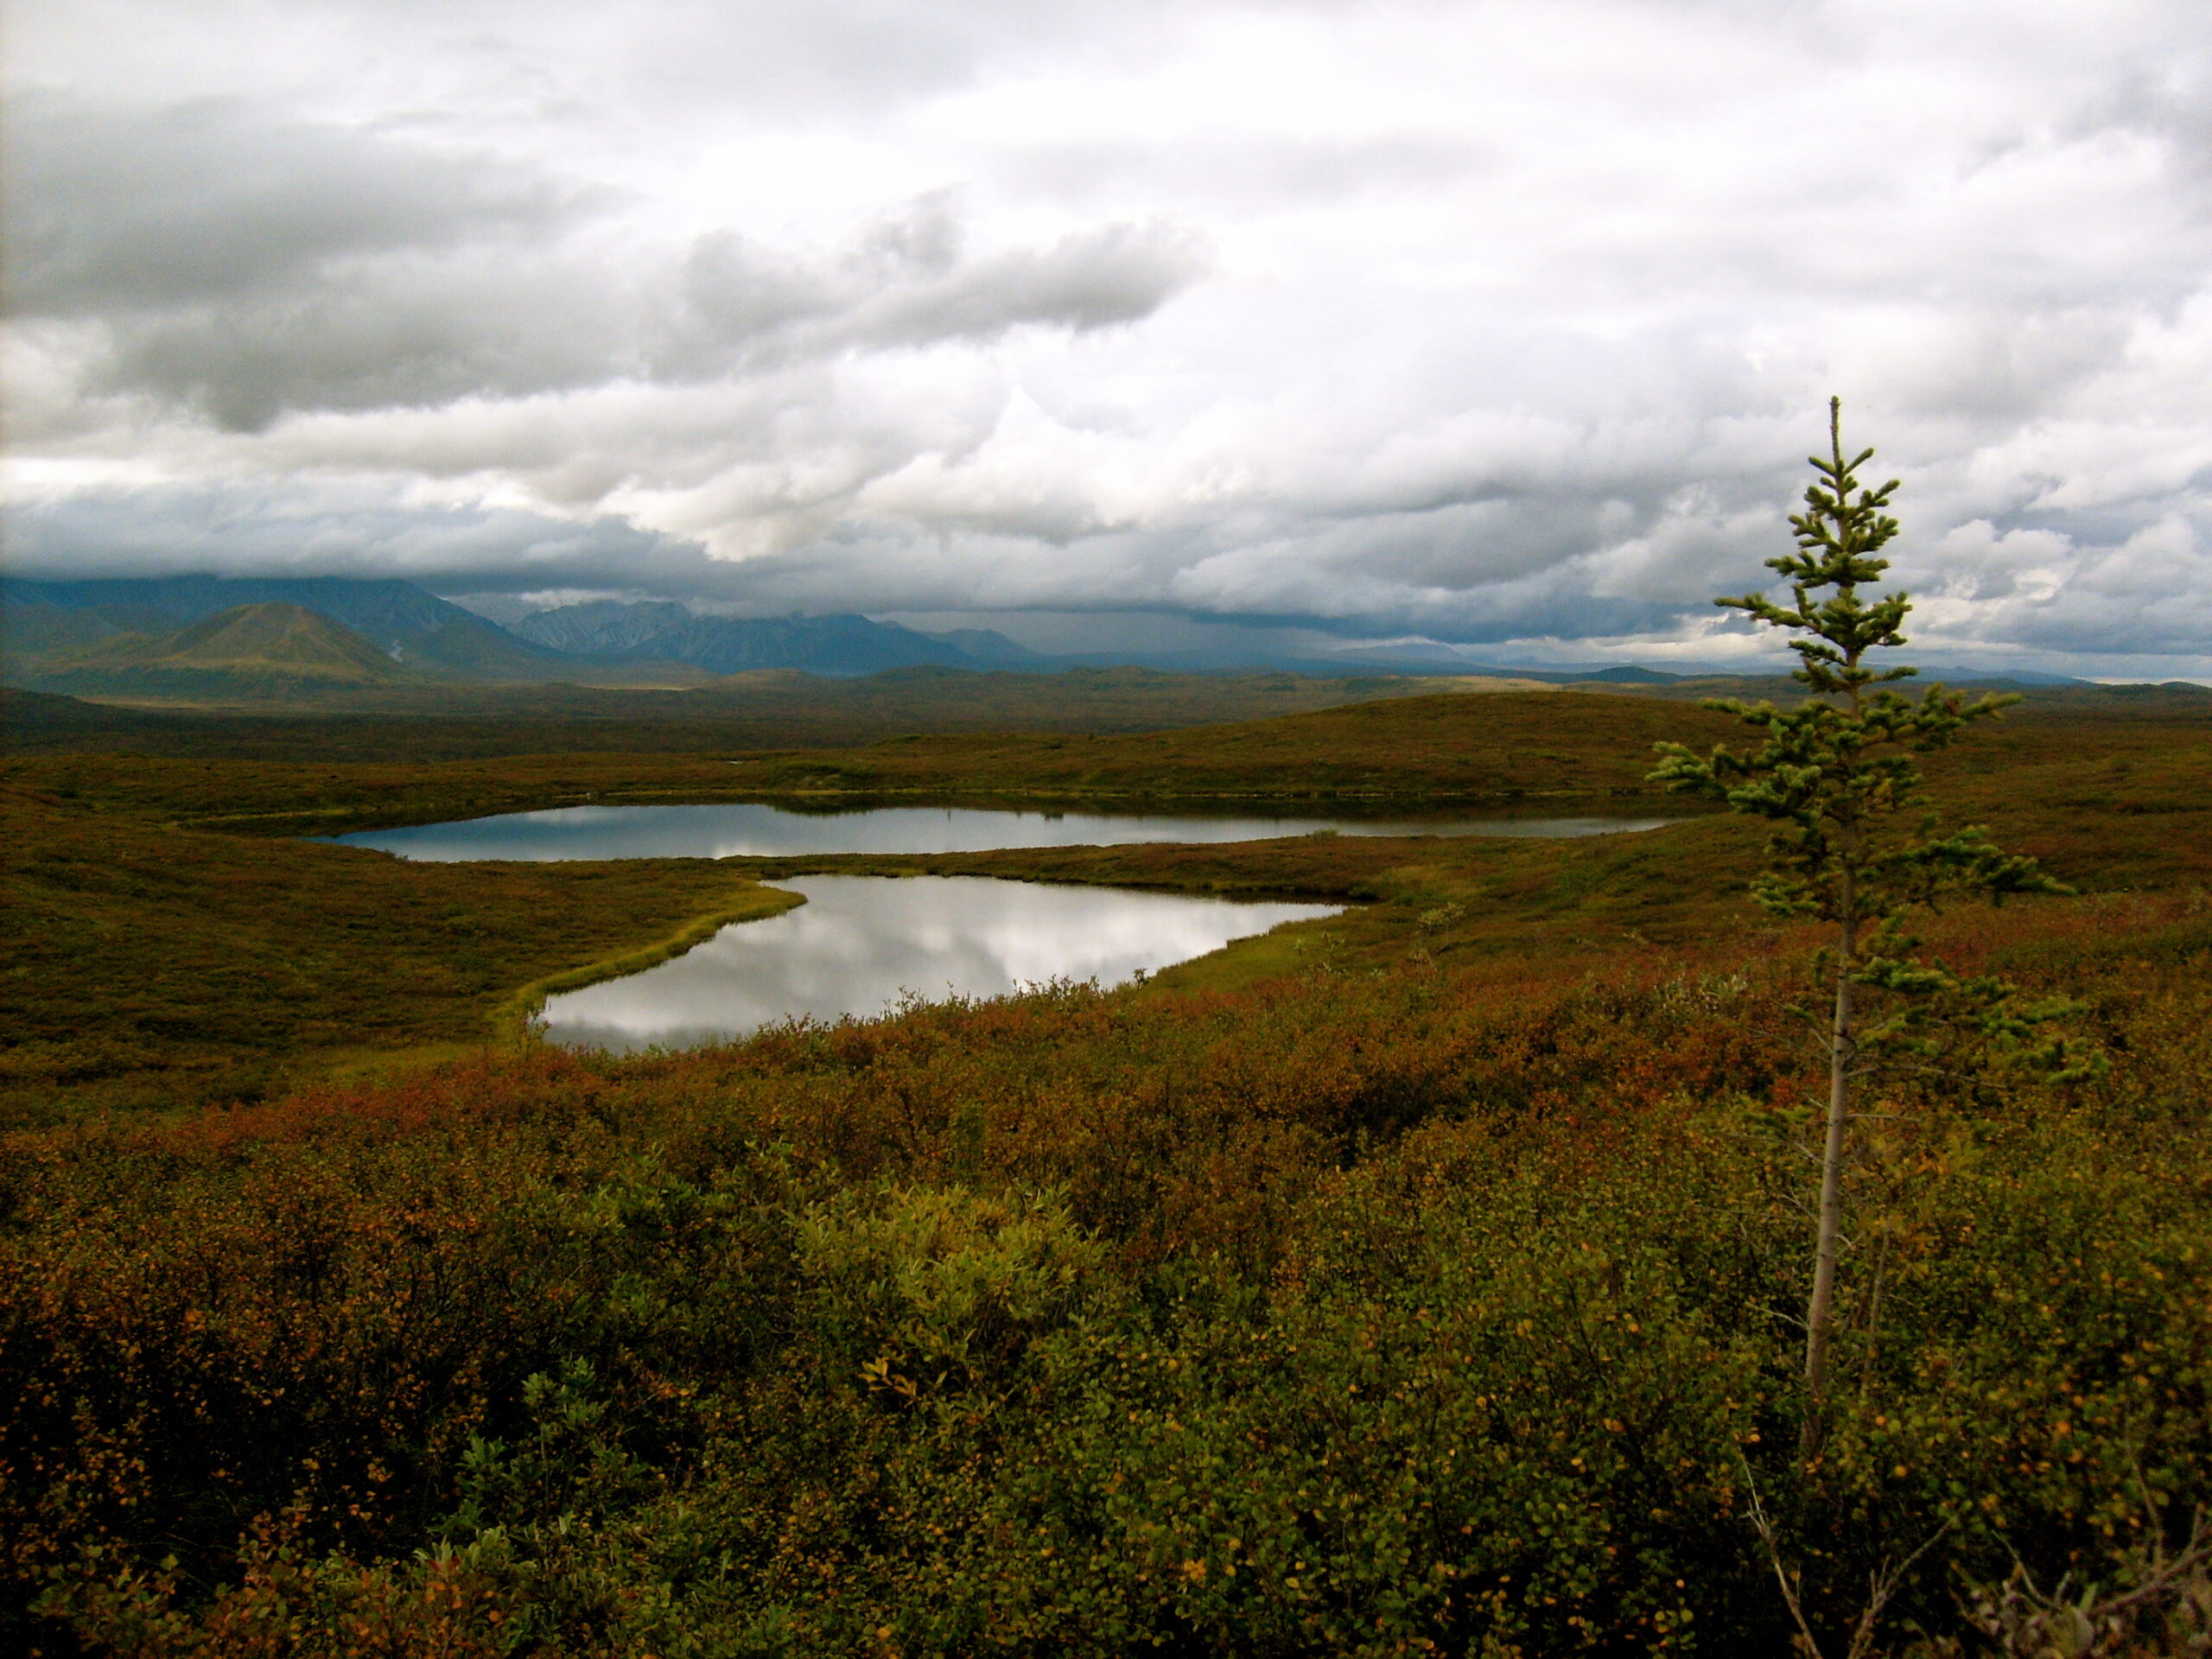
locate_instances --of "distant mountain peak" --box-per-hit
[512,601,971,677]
[3,574,571,684]
[35,601,414,688]
[917,627,1041,664]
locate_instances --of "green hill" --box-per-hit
[2,575,583,684]
[30,602,419,696]
[0,602,127,671]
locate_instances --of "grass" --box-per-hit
[0,667,1545,757]
[3,685,2209,1653]
[0,784,791,1122]
[714,690,1745,802]
[5,689,2202,1124]
[5,861,2207,1655]
[0,689,1729,836]
[10,684,2202,854]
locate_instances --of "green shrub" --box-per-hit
[797,1183,1106,1398]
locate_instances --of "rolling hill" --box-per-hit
[1,575,581,684]
[27,602,418,696]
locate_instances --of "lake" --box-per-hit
[537,875,1341,1052]
[333,801,1675,861]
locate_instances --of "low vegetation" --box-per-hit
[1,664,1549,756]
[13,683,2207,833]
[4,885,2206,1655]
[5,689,2202,1126]
[0,785,792,1122]
[2,676,2207,1655]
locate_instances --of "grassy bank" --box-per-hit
[9,684,2204,846]
[0,785,793,1122]
[6,690,2203,1123]
[1,690,1739,836]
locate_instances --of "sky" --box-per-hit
[5,0,2210,678]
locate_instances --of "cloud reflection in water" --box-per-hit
[540,874,1339,1052]
[335,801,1672,861]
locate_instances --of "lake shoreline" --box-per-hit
[536,874,1344,1053]
[327,798,1681,861]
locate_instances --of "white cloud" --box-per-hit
[4,0,2210,677]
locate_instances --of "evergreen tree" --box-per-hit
[1650,397,2068,1420]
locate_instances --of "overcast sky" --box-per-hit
[6,0,2209,676]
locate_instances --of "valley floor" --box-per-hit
[3,689,2208,1655]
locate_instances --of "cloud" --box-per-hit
[5,97,1202,432]
[3,92,589,318]
[1905,512,2212,659]
[3,0,2211,677]
[645,196,1204,377]
[0,483,725,595]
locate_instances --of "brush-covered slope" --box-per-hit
[31,603,419,696]
[0,602,128,666]
[514,600,971,677]
[4,707,2209,1653]
[2,575,581,684]
[0,663,1531,748]
[717,688,1750,801]
[0,781,792,1116]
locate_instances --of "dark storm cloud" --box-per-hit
[7,99,1203,432]
[648,197,1203,376]
[2,485,729,594]
[3,92,589,317]
[95,256,632,432]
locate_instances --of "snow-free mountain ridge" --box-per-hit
[0,577,2095,689]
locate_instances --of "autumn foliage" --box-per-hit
[4,881,2209,1655]
[4,686,2207,1653]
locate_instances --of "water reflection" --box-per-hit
[538,875,1339,1052]
[334,801,1673,861]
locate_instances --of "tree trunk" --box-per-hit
[1803,873,1856,1445]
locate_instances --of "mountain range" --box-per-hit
[507,600,1007,677]
[1,577,990,692]
[0,575,2095,702]
[3,575,576,683]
